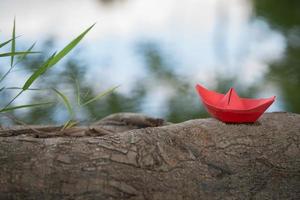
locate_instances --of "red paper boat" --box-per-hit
[195,84,275,123]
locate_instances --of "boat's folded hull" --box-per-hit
[195,84,275,123]
[204,103,267,123]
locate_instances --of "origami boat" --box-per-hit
[195,84,275,123]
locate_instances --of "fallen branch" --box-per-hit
[0,112,299,199]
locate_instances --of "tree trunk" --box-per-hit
[0,112,299,200]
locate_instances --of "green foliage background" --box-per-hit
[0,0,299,125]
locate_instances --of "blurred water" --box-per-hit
[0,0,298,124]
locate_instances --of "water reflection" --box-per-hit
[253,0,300,113]
[0,0,298,125]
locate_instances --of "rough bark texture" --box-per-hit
[0,112,299,200]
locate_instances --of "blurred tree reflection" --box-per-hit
[5,39,258,125]
[8,40,208,124]
[9,40,145,124]
[252,0,300,112]
[137,42,207,122]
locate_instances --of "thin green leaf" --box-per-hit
[11,18,16,67]
[22,23,95,91]
[18,42,36,61]
[0,44,37,84]
[74,78,81,105]
[48,23,95,67]
[22,52,56,90]
[0,102,53,113]
[62,120,78,130]
[2,90,23,110]
[81,88,91,102]
[52,88,74,118]
[0,38,13,49]
[0,36,19,49]
[81,85,119,106]
[0,51,40,57]
[5,87,43,91]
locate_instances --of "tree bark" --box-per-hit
[0,112,299,200]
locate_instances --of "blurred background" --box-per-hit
[0,0,299,124]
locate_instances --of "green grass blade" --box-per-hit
[22,52,56,90]
[62,119,78,130]
[74,78,81,105]
[48,23,95,67]
[0,51,40,57]
[22,24,94,91]
[10,18,16,67]
[48,23,95,68]
[0,44,39,84]
[81,85,119,106]
[2,90,23,110]
[0,35,21,49]
[0,39,13,49]
[52,88,74,118]
[4,87,43,91]
[18,42,36,61]
[0,42,37,83]
[0,102,53,113]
